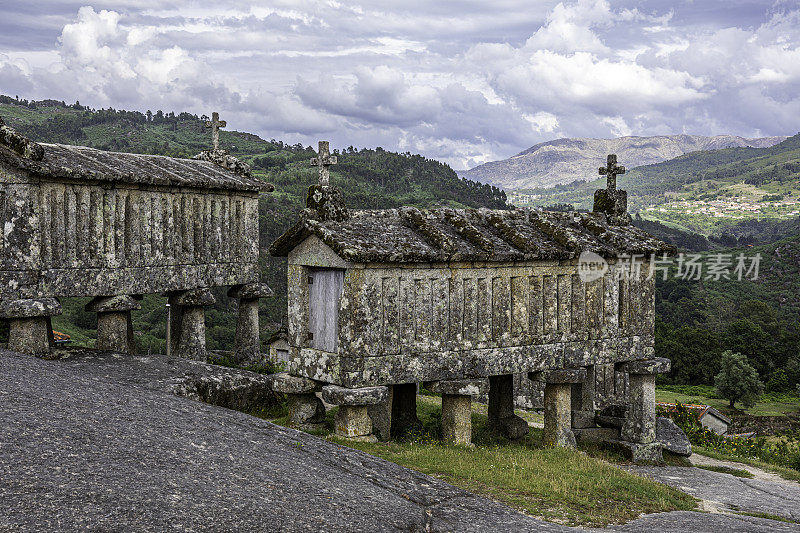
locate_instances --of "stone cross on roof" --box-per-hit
[599,154,625,191]
[205,112,227,151]
[310,141,337,186]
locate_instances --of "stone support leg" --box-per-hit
[488,374,528,440]
[323,385,389,442]
[425,379,485,446]
[1,298,62,357]
[86,295,141,354]
[335,405,373,440]
[531,369,586,449]
[286,393,326,430]
[616,358,671,464]
[272,373,326,430]
[544,383,575,448]
[228,283,273,366]
[441,394,472,445]
[390,383,421,438]
[621,374,656,444]
[167,289,215,361]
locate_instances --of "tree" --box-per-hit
[714,350,764,409]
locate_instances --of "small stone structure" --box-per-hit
[271,142,676,458]
[0,115,273,361]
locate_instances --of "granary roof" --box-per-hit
[270,202,676,263]
[0,121,273,193]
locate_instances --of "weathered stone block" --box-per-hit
[334,404,374,441]
[424,379,485,397]
[8,317,51,356]
[0,298,62,319]
[621,374,656,444]
[272,373,321,395]
[322,385,388,406]
[441,394,472,446]
[85,295,141,314]
[529,368,586,384]
[618,357,671,375]
[571,410,596,429]
[171,288,216,307]
[1,298,62,357]
[657,416,692,457]
[228,283,274,300]
[543,382,576,448]
[604,440,663,464]
[287,393,326,430]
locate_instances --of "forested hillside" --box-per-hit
[0,95,506,352]
[654,234,800,393]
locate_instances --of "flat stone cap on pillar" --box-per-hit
[321,385,388,406]
[618,358,671,375]
[0,298,62,318]
[170,288,216,307]
[423,379,486,397]
[85,295,142,313]
[271,373,321,394]
[227,283,274,300]
[529,368,587,384]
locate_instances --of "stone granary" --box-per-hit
[0,116,273,362]
[271,142,676,460]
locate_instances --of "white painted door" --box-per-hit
[309,269,344,352]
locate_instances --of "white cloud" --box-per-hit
[0,0,798,171]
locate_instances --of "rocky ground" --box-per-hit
[1,349,797,532]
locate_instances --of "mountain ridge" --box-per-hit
[461,134,788,190]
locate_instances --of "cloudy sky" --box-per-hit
[1,1,798,169]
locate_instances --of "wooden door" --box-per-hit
[309,269,344,352]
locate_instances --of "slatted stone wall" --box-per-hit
[0,180,260,300]
[338,261,655,358]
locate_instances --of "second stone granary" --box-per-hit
[271,148,676,457]
[0,120,273,360]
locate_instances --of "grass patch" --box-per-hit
[693,447,800,482]
[275,395,696,527]
[695,465,754,478]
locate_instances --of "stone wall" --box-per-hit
[0,169,260,300]
[286,237,656,388]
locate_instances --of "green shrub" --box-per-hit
[659,403,800,472]
[714,351,764,408]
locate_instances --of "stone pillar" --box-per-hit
[617,358,671,463]
[425,379,485,446]
[227,283,274,366]
[531,369,586,448]
[488,374,529,440]
[0,298,62,356]
[272,373,326,430]
[167,288,215,361]
[85,295,141,354]
[390,383,421,438]
[322,385,389,442]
